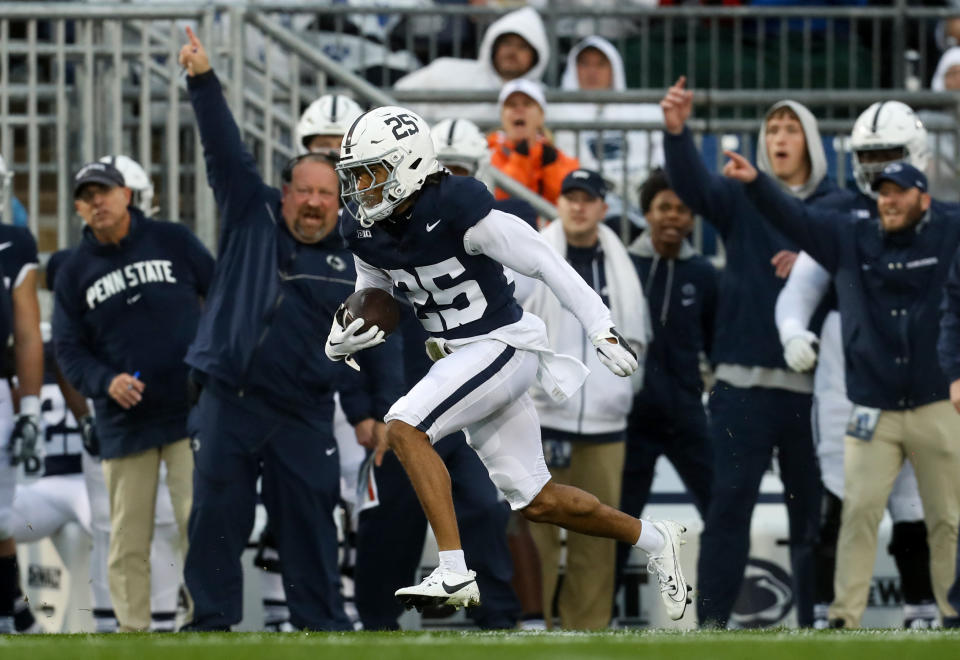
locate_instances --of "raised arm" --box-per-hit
[464,209,637,376]
[775,251,832,372]
[661,76,739,235]
[465,210,611,338]
[723,151,843,272]
[181,26,265,228]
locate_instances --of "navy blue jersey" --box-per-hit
[0,225,38,351]
[342,174,523,340]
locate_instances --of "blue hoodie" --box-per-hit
[52,210,214,459]
[664,115,839,389]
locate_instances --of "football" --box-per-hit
[343,287,401,336]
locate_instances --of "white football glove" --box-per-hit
[324,305,386,371]
[783,330,819,373]
[591,328,639,377]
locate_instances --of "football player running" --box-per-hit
[327,107,691,620]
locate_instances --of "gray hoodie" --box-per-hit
[755,100,828,200]
[394,7,549,123]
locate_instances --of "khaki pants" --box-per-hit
[829,400,960,627]
[529,439,625,630]
[102,439,193,632]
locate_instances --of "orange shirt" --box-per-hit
[488,132,580,205]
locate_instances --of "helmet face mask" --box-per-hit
[850,101,929,198]
[336,106,440,227]
[0,154,11,221]
[338,152,402,225]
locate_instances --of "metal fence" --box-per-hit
[2,2,960,255]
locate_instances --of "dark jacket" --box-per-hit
[939,246,960,382]
[52,211,214,459]
[664,126,839,370]
[747,171,960,410]
[628,234,718,418]
[184,70,400,429]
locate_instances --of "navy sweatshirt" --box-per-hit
[664,127,839,371]
[52,211,214,459]
[629,237,718,419]
[184,70,401,428]
[747,172,960,410]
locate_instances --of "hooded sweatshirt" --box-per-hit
[552,36,664,205]
[663,100,839,392]
[393,7,548,123]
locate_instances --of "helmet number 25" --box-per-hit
[384,114,420,140]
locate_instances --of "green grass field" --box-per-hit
[2,630,959,660]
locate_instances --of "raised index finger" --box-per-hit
[185,25,201,48]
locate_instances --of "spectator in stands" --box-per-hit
[394,6,548,123]
[52,160,213,632]
[661,77,835,628]
[552,36,664,222]
[179,27,400,631]
[726,154,960,630]
[520,169,649,629]
[923,47,960,199]
[615,169,716,599]
[488,79,580,206]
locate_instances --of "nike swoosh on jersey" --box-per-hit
[126,293,142,305]
[325,447,337,456]
[425,219,442,232]
[0,242,12,251]
[441,579,475,594]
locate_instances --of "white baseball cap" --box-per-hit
[498,79,547,112]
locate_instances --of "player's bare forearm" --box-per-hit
[12,272,43,396]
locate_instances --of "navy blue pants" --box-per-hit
[183,388,350,631]
[354,433,520,630]
[616,406,713,588]
[697,382,821,628]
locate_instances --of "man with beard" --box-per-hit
[725,155,960,629]
[178,27,400,631]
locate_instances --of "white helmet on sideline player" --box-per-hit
[99,154,156,216]
[430,118,490,177]
[0,153,12,221]
[337,106,440,227]
[850,101,929,198]
[296,94,364,153]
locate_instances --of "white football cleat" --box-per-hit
[395,567,481,612]
[646,520,690,620]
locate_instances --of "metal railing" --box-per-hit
[2,2,960,255]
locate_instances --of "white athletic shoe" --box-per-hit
[395,567,481,612]
[646,520,690,620]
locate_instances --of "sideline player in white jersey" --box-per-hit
[326,105,690,619]
[0,152,43,633]
[774,103,937,628]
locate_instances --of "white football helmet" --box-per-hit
[850,101,929,198]
[0,153,12,222]
[296,94,364,153]
[99,154,156,216]
[430,118,489,176]
[337,106,440,227]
